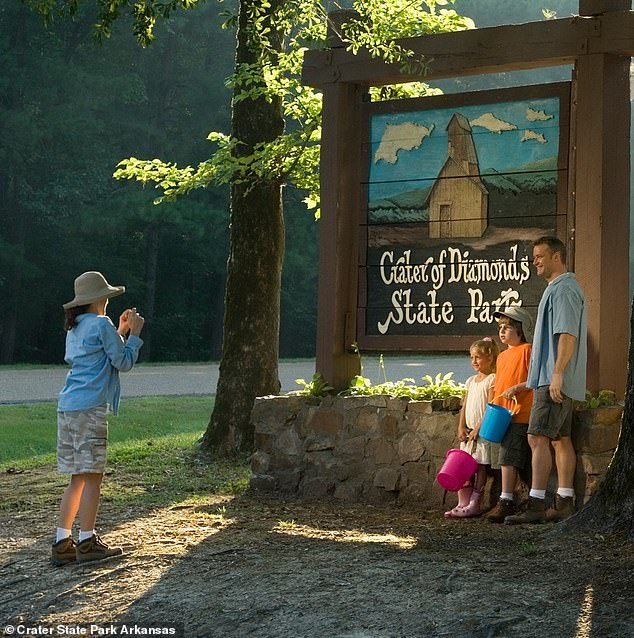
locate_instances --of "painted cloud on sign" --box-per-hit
[375,122,434,164]
[469,112,517,134]
[521,129,548,144]
[526,107,554,122]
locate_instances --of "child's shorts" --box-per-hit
[499,422,530,470]
[57,405,108,474]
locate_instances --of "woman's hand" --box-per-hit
[118,309,131,336]
[119,308,144,337]
[457,425,468,442]
[126,308,145,336]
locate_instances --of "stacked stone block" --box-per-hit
[249,395,622,509]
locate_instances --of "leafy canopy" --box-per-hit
[112,0,474,218]
[20,0,201,45]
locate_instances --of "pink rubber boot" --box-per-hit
[453,488,483,518]
[444,486,473,518]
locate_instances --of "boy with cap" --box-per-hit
[484,305,534,523]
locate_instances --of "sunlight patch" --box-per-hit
[272,522,417,549]
[574,583,594,638]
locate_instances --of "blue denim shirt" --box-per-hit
[527,273,587,401]
[58,313,143,415]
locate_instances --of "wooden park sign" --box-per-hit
[302,1,632,395]
[360,83,569,350]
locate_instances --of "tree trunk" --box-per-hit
[143,222,161,360]
[200,0,285,456]
[0,8,27,364]
[564,295,634,539]
[0,173,25,364]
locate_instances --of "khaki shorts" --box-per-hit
[499,422,530,470]
[57,405,108,474]
[528,386,573,440]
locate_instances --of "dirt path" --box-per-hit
[1,468,633,638]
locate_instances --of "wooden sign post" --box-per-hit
[304,2,632,396]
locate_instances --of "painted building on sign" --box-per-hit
[427,113,488,239]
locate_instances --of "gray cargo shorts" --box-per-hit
[527,386,573,440]
[57,404,109,474]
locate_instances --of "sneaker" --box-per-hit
[76,534,123,563]
[504,496,546,525]
[545,495,575,522]
[51,536,77,566]
[485,499,517,524]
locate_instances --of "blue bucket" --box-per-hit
[479,403,513,443]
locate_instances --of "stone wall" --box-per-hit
[249,395,623,510]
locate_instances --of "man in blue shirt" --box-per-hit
[506,236,587,524]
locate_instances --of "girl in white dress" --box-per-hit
[445,338,499,519]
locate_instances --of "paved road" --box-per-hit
[0,355,470,404]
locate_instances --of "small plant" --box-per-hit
[574,389,619,410]
[277,519,297,529]
[519,542,539,557]
[341,371,466,401]
[289,372,334,398]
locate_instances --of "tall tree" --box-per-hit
[115,0,474,456]
[566,296,634,540]
[200,0,286,454]
[3,0,233,363]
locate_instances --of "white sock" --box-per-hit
[56,527,72,543]
[500,492,514,502]
[529,489,546,500]
[557,487,575,498]
[79,530,95,542]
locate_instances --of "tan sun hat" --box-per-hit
[63,271,125,310]
[493,305,534,343]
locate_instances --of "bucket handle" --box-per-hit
[465,438,477,456]
[493,394,520,415]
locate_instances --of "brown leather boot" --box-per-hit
[545,495,575,522]
[51,537,77,566]
[504,496,546,525]
[484,499,517,524]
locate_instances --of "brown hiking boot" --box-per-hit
[51,537,77,566]
[504,497,546,525]
[485,499,517,524]
[545,495,575,522]
[76,534,123,563]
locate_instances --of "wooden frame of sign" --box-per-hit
[305,1,632,395]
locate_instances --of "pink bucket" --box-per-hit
[436,448,478,492]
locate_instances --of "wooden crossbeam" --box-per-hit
[302,11,634,87]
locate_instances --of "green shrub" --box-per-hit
[341,372,466,401]
[574,389,619,410]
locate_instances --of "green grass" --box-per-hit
[0,396,214,468]
[0,395,251,509]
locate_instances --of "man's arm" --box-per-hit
[550,332,576,403]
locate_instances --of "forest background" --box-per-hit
[1,0,632,365]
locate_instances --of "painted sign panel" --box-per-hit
[358,83,570,350]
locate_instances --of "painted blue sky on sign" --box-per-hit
[368,97,560,202]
